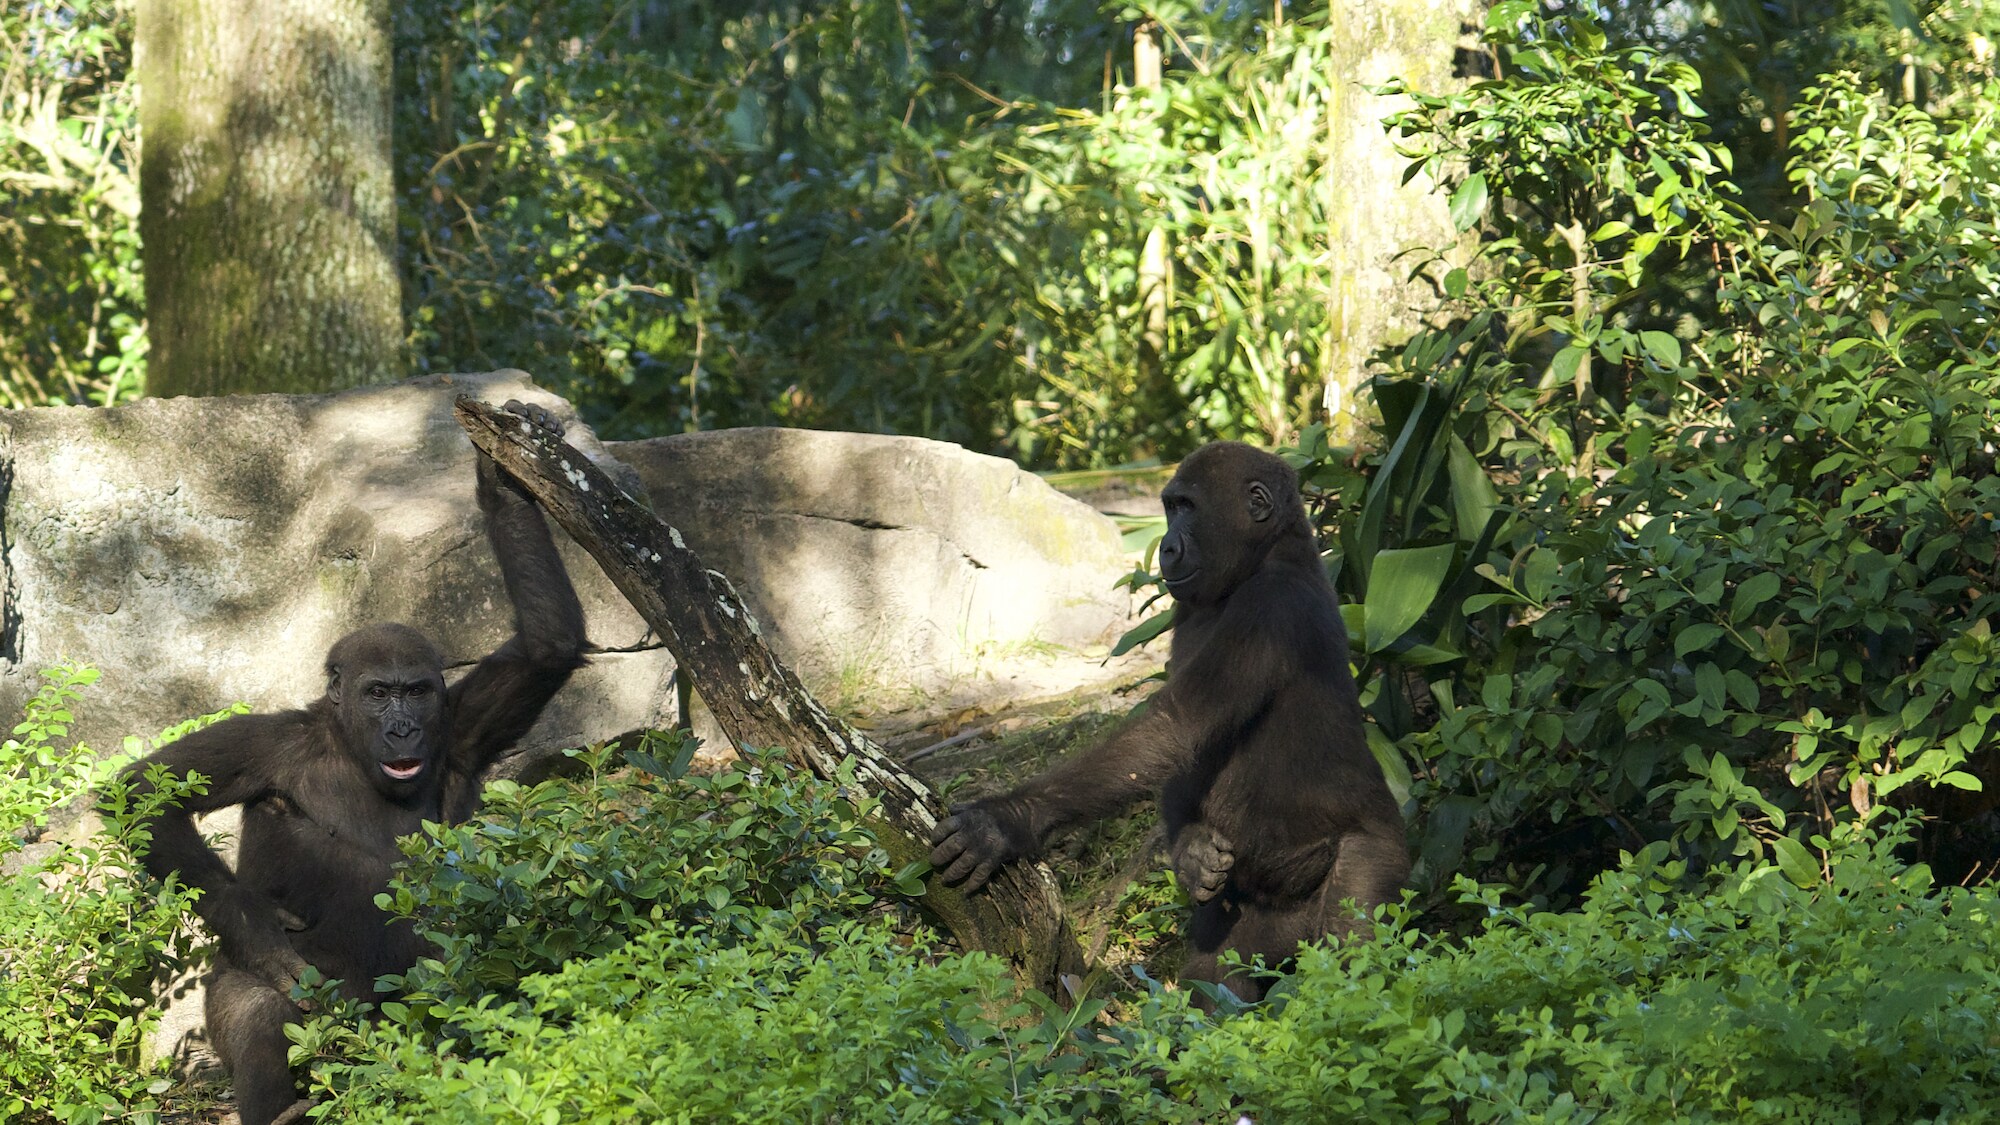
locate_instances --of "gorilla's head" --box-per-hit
[325,623,450,798]
[1156,441,1308,605]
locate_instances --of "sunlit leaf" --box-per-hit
[1362,545,1455,651]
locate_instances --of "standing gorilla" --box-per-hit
[126,401,587,1125]
[930,441,1408,1002]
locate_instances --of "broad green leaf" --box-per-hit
[1395,642,1464,667]
[1340,603,1368,651]
[1448,173,1489,232]
[1639,331,1681,368]
[1674,623,1725,657]
[1362,544,1455,652]
[623,747,670,777]
[1522,547,1560,605]
[1695,663,1726,711]
[1446,435,1501,544]
[1119,516,1167,553]
[1365,725,1413,806]
[1768,616,1800,660]
[1547,345,1586,390]
[1731,572,1782,620]
[1771,836,1820,889]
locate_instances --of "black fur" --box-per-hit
[126,402,587,1124]
[929,441,1408,1002]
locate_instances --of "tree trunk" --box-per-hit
[137,0,402,396]
[1132,21,1169,396]
[453,397,1085,988]
[1318,0,1485,442]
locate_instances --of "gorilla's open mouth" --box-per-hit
[381,758,424,781]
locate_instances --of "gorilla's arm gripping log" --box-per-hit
[452,396,1083,986]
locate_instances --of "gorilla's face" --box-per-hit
[325,623,450,798]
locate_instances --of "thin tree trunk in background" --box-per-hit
[1132,21,1170,397]
[1319,0,1485,441]
[137,0,402,396]
[454,397,1087,990]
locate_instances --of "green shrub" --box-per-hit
[0,668,218,1125]
[298,740,2000,1122]
[1168,828,2000,1123]
[301,736,1194,1122]
[1255,3,2000,901]
[0,0,145,409]
[313,921,1193,1125]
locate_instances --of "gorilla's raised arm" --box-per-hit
[446,400,588,777]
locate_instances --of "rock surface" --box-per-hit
[0,376,1140,758]
[0,371,673,765]
[608,428,1137,720]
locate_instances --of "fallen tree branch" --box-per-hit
[454,396,1083,986]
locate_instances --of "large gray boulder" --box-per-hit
[0,373,1139,759]
[608,428,1135,719]
[0,371,672,762]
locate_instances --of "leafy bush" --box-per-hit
[300,736,1193,1122]
[0,667,216,1125]
[1259,3,2000,901]
[389,0,1119,459]
[389,1,1438,466]
[312,922,1195,1124]
[299,741,2000,1121]
[0,0,145,409]
[1168,828,2000,1123]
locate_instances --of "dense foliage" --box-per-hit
[13,1,1976,464]
[0,0,144,408]
[1271,3,2000,905]
[294,733,2000,1123]
[388,0,1410,462]
[11,679,2000,1120]
[0,668,222,1125]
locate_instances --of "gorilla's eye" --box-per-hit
[408,683,429,698]
[367,685,389,701]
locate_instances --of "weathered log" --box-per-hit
[454,396,1083,986]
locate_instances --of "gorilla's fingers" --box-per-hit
[928,836,963,870]
[941,848,985,886]
[501,399,567,438]
[963,861,998,894]
[929,815,961,847]
[1210,838,1235,870]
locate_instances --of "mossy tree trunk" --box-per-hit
[1319,0,1485,441]
[137,0,402,396]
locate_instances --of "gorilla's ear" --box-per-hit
[1247,480,1275,524]
[325,666,343,704]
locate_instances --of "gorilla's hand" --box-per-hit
[501,398,566,439]
[1172,823,1234,904]
[213,888,311,993]
[929,800,1037,894]
[479,399,568,506]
